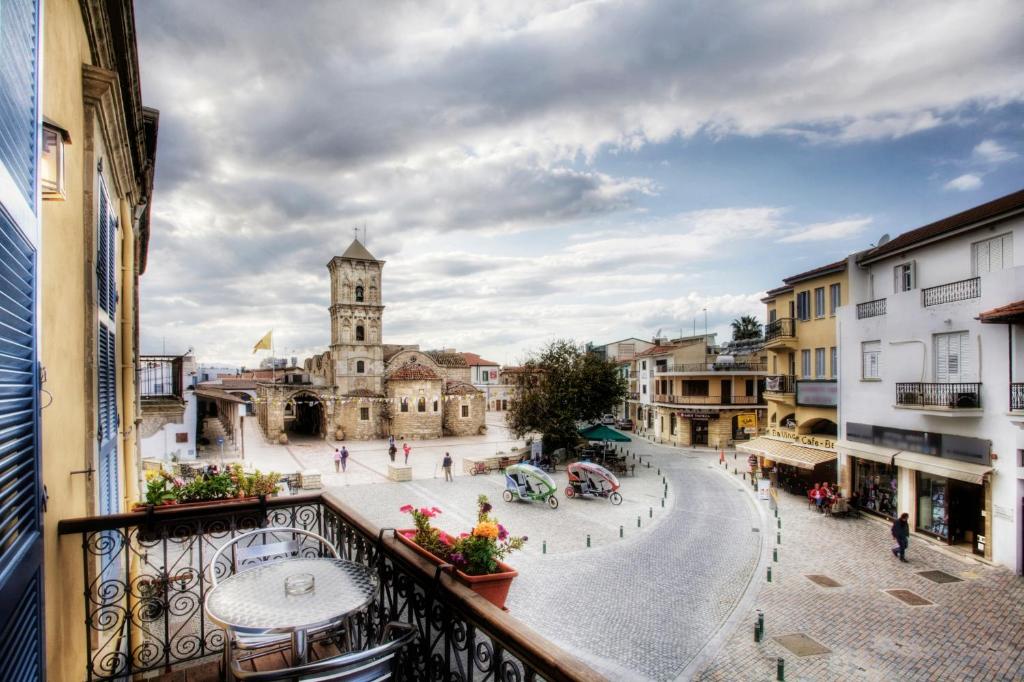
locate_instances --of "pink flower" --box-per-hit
[419,507,438,518]
[400,504,414,513]
[431,507,442,514]
[497,524,509,541]
[438,531,453,545]
[459,532,470,539]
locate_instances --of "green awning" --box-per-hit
[578,424,631,442]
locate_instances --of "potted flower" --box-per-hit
[133,471,183,510]
[395,495,526,609]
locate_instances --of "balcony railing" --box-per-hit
[1012,383,1024,411]
[764,375,796,394]
[57,494,601,682]
[764,318,796,342]
[654,362,767,373]
[627,391,640,400]
[653,394,761,406]
[856,298,887,319]
[921,277,980,307]
[895,382,982,409]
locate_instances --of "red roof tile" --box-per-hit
[388,362,441,381]
[978,300,1024,324]
[461,352,501,367]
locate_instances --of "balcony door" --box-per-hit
[935,332,970,383]
[720,379,732,405]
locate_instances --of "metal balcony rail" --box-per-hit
[764,375,796,393]
[627,391,640,400]
[895,382,982,409]
[855,298,887,319]
[764,318,796,342]
[57,494,602,682]
[654,362,768,373]
[653,394,761,405]
[1011,383,1024,411]
[921,277,980,307]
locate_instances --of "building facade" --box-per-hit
[462,352,506,410]
[838,189,1023,573]
[139,353,198,462]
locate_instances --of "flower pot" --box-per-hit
[395,529,518,610]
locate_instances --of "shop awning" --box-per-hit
[737,437,836,470]
[836,440,899,465]
[892,451,992,485]
[578,424,631,442]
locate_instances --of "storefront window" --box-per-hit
[916,472,949,539]
[852,459,898,518]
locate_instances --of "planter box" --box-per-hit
[300,469,322,489]
[388,464,412,482]
[394,529,517,610]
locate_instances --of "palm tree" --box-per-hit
[731,315,762,341]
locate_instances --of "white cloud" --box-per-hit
[944,173,983,191]
[972,139,1017,164]
[778,218,872,243]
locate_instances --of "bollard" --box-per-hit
[586,534,591,548]
[757,610,764,638]
[657,468,660,475]
[773,547,778,562]
[647,461,651,468]
[619,525,624,538]
[777,532,781,545]
[661,498,665,508]
[742,472,746,480]
[774,507,778,518]
[733,452,737,460]
[754,622,761,643]
[662,476,666,484]
[777,657,785,681]
[767,566,772,582]
[637,515,641,528]
[542,540,547,554]
[649,507,653,518]
[778,518,781,529]
[734,468,737,475]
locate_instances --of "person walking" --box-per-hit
[442,452,453,482]
[403,442,411,464]
[388,442,396,463]
[340,445,349,473]
[891,512,910,562]
[388,434,396,450]
[333,448,341,473]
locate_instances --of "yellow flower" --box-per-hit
[472,522,499,540]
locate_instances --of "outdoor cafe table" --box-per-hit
[204,557,378,666]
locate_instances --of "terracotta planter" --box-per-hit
[395,529,518,610]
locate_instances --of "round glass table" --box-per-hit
[205,557,378,665]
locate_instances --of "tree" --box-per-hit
[506,339,627,453]
[730,315,761,341]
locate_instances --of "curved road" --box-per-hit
[505,439,763,681]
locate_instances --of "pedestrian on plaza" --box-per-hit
[388,443,397,463]
[388,434,396,450]
[333,448,341,473]
[810,482,823,511]
[442,452,453,482]
[340,445,349,473]
[403,442,411,464]
[891,512,910,562]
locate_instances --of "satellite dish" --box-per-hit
[876,233,890,247]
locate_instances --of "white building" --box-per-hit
[837,188,1023,573]
[461,352,509,410]
[193,363,240,384]
[139,353,199,462]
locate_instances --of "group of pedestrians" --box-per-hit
[332,436,455,482]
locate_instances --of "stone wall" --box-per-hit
[388,379,444,439]
[335,396,383,440]
[443,392,486,437]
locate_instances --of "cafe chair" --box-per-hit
[210,528,341,681]
[229,622,417,681]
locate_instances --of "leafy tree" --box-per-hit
[730,315,762,341]
[506,339,627,453]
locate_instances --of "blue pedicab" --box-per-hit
[502,463,560,509]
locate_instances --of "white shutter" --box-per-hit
[935,332,969,383]
[1003,233,1013,268]
[990,237,1003,271]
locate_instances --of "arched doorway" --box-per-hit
[286,392,325,437]
[798,418,837,437]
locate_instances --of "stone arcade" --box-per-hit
[255,239,485,443]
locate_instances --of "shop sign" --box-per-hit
[768,428,835,450]
[993,504,1012,521]
[679,409,719,420]
[796,380,838,407]
[736,413,757,429]
[846,422,989,465]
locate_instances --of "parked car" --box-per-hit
[600,414,616,425]
[615,418,633,430]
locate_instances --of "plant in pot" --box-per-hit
[396,495,526,609]
[228,465,282,498]
[134,471,182,510]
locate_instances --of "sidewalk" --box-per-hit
[696,452,1024,681]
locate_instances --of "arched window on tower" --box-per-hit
[356,325,365,341]
[356,360,365,373]
[355,285,364,302]
[417,397,426,412]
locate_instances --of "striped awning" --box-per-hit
[893,451,992,485]
[836,440,899,465]
[738,437,836,470]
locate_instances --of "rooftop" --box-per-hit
[424,350,469,368]
[461,351,501,366]
[978,300,1024,324]
[388,362,441,381]
[339,238,379,262]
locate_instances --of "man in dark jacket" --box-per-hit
[891,512,910,562]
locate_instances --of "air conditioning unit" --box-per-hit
[954,392,979,408]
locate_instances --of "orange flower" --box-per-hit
[472,522,499,540]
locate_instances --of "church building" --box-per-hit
[255,239,486,442]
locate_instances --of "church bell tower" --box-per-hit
[327,239,385,394]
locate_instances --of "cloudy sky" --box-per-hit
[135,0,1024,367]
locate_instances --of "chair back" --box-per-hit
[211,527,339,587]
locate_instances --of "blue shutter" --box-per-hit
[0,0,39,204]
[97,323,118,515]
[96,187,116,317]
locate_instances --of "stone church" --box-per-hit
[255,239,485,442]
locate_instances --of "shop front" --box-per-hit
[738,435,837,497]
[837,440,901,519]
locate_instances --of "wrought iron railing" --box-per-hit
[764,318,795,342]
[895,382,982,409]
[921,277,980,307]
[653,394,761,405]
[1011,383,1024,411]
[627,391,640,400]
[58,494,602,682]
[764,375,796,394]
[654,362,767,373]
[856,298,886,319]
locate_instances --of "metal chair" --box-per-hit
[229,622,417,681]
[210,528,341,680]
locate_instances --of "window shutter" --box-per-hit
[0,0,39,204]
[909,261,916,289]
[97,322,119,514]
[990,236,1003,271]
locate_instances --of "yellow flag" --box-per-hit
[252,330,272,354]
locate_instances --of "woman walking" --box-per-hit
[403,442,411,464]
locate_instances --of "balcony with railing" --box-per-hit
[653,394,762,406]
[856,298,887,319]
[895,382,982,414]
[763,318,796,346]
[57,494,601,682]
[654,362,767,374]
[764,375,796,396]
[921,277,980,307]
[1011,383,1024,412]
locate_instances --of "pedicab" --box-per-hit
[502,463,560,509]
[564,461,622,505]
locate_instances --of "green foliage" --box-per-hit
[177,472,235,503]
[505,339,627,453]
[144,473,177,506]
[731,315,762,341]
[229,464,281,497]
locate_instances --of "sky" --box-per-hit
[134,0,1024,368]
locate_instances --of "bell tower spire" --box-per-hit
[327,239,385,394]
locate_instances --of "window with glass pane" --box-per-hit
[796,291,810,320]
[830,347,837,377]
[893,262,915,292]
[862,341,881,379]
[814,288,825,318]
[829,283,840,315]
[801,349,811,378]
[815,348,826,377]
